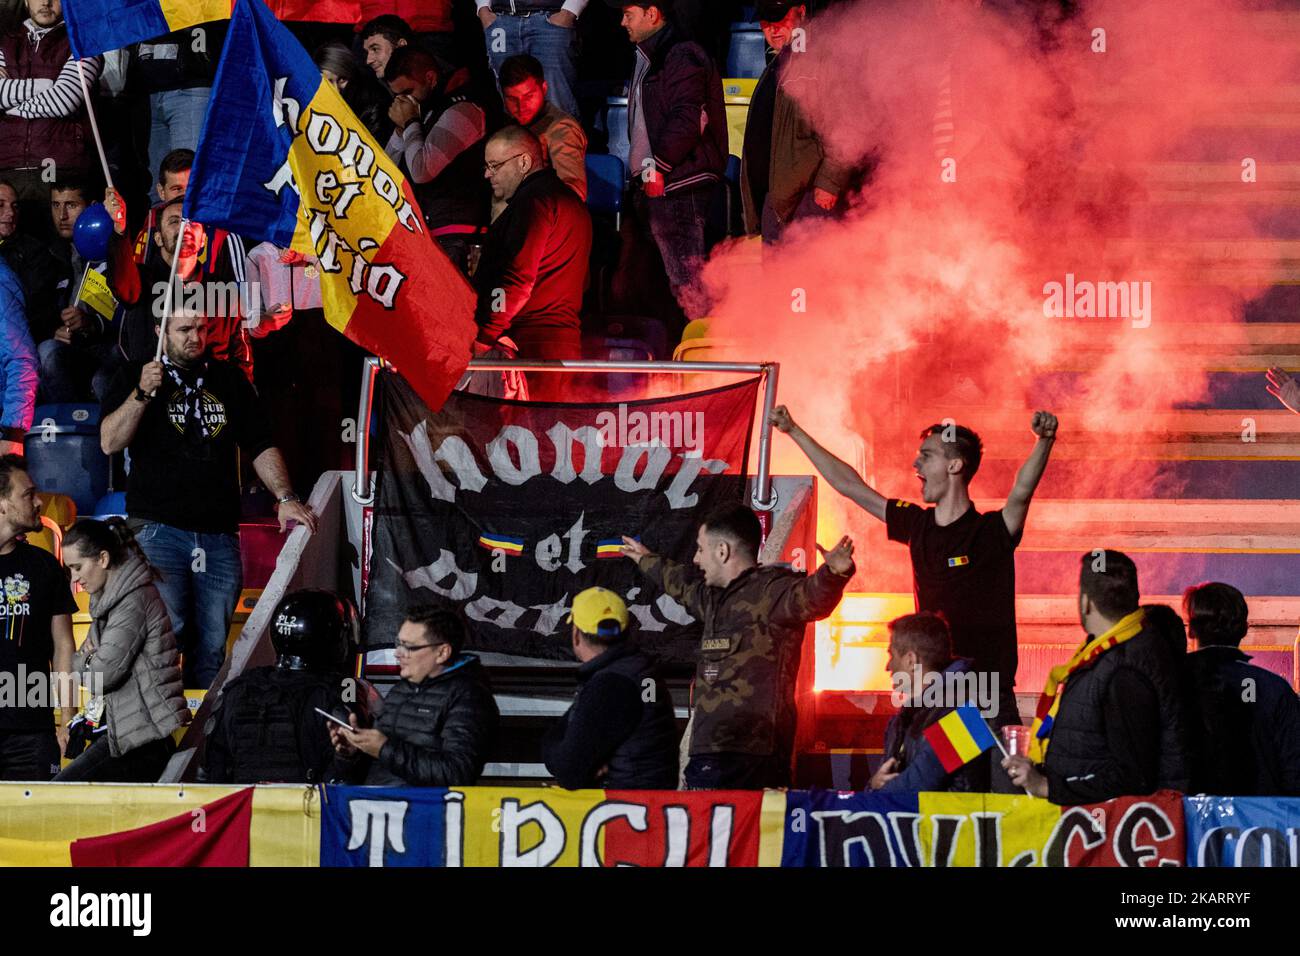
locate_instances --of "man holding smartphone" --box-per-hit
[330,605,499,787]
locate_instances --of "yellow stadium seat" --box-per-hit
[226,589,262,656]
[26,493,76,560]
[72,589,91,649]
[680,318,712,342]
[672,337,728,364]
[723,79,755,158]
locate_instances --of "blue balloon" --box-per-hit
[73,203,114,263]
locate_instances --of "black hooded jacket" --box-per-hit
[542,640,679,790]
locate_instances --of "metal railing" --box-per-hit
[351,357,780,509]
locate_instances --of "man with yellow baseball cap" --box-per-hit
[541,586,678,789]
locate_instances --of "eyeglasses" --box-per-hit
[394,640,444,657]
[484,153,526,174]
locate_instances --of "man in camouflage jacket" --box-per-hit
[622,503,854,789]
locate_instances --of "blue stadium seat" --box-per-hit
[726,25,767,79]
[600,96,630,177]
[23,404,110,516]
[725,154,741,184]
[585,153,627,229]
[92,491,127,517]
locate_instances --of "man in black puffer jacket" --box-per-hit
[331,605,498,787]
[1004,550,1190,804]
[542,587,678,789]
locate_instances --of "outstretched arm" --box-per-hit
[1267,367,1300,415]
[768,405,887,521]
[621,537,707,619]
[1002,410,1057,539]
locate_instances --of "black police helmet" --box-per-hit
[270,589,357,671]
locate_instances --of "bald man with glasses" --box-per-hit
[330,605,499,787]
[473,125,592,401]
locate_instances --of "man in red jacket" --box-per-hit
[474,125,591,400]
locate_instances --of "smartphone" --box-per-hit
[314,707,354,732]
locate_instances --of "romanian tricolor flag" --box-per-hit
[64,0,233,59]
[0,786,260,866]
[478,533,524,556]
[922,704,998,774]
[596,537,628,559]
[184,0,478,411]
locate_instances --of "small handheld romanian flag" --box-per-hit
[922,704,998,773]
[64,0,233,59]
[184,0,477,411]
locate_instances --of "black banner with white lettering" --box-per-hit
[364,374,760,661]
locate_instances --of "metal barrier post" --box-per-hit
[351,357,381,505]
[752,363,780,511]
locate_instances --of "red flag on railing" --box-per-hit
[69,788,254,866]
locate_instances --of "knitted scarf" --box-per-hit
[162,355,211,441]
[1028,607,1147,763]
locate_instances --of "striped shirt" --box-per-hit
[385,100,486,185]
[0,20,102,119]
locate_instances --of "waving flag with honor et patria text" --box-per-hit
[182,0,478,410]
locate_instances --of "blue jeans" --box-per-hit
[134,521,242,689]
[636,186,713,319]
[148,87,211,179]
[483,12,580,119]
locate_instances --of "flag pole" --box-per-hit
[154,221,188,370]
[72,262,91,305]
[74,58,114,192]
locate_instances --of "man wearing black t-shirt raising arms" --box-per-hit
[100,312,317,689]
[0,455,78,779]
[770,406,1059,727]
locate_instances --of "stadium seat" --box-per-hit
[673,316,724,363]
[680,317,712,342]
[601,315,670,360]
[585,153,626,229]
[599,96,631,177]
[672,336,726,363]
[26,492,76,561]
[723,78,756,157]
[23,403,110,516]
[726,25,767,79]
[588,337,658,397]
[92,491,126,517]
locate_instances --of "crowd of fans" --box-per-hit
[0,0,825,445]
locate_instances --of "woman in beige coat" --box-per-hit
[53,518,190,781]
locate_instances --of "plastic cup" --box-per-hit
[1002,725,1032,757]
